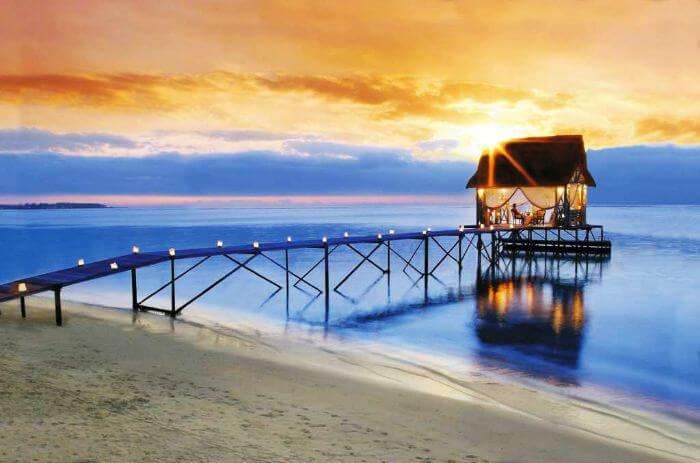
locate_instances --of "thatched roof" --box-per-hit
[466,135,596,188]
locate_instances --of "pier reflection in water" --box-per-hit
[473,255,607,385]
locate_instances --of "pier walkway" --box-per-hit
[0,224,609,325]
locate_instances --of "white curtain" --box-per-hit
[520,187,559,210]
[483,188,517,208]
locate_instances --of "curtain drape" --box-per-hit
[483,188,517,208]
[520,187,559,210]
[483,187,559,210]
[567,184,585,209]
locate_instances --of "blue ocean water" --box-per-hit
[1,204,699,422]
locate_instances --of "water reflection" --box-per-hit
[473,255,607,385]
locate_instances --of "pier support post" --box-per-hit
[284,249,290,313]
[170,257,176,317]
[131,268,138,311]
[477,233,483,271]
[54,288,62,326]
[491,232,497,264]
[324,243,330,320]
[20,296,26,318]
[386,241,391,274]
[423,234,429,278]
[458,232,463,271]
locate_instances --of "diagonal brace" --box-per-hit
[258,251,322,294]
[223,254,282,289]
[293,244,339,289]
[334,243,383,291]
[175,254,256,314]
[429,237,461,275]
[139,256,211,305]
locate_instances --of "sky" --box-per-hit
[0,0,699,204]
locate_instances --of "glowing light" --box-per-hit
[77,258,85,266]
[168,248,176,256]
[253,241,259,249]
[422,230,427,235]
[458,225,464,232]
[286,236,292,242]
[322,236,328,243]
[377,233,383,239]
[110,262,118,270]
[132,245,140,254]
[216,240,223,247]
[18,282,27,292]
[389,229,395,234]
[343,232,349,238]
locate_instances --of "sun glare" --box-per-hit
[471,124,514,152]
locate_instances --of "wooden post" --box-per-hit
[170,257,176,317]
[324,243,330,321]
[386,241,391,274]
[477,233,483,269]
[458,232,463,271]
[54,288,62,326]
[423,234,429,278]
[131,268,138,311]
[284,248,290,318]
[20,296,26,318]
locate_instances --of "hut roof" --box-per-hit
[466,135,596,188]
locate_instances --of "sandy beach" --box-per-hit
[1,299,698,463]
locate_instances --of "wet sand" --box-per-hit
[0,299,698,462]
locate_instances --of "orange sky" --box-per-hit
[0,0,698,158]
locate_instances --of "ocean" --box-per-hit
[1,204,699,423]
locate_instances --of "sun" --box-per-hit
[470,124,514,152]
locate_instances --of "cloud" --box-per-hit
[0,149,471,196]
[634,117,700,144]
[0,72,566,121]
[0,127,136,154]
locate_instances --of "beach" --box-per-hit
[1,299,698,463]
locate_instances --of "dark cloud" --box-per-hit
[3,143,700,204]
[0,148,471,196]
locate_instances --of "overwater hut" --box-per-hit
[466,135,596,227]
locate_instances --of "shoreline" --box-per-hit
[1,298,698,462]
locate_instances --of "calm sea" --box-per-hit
[1,205,699,423]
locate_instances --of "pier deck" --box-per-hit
[0,224,609,325]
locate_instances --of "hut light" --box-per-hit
[343,232,349,238]
[477,188,484,198]
[168,248,176,256]
[389,229,395,235]
[132,245,140,254]
[110,262,118,270]
[489,225,494,231]
[377,233,383,240]
[322,236,328,243]
[286,236,292,242]
[253,241,259,249]
[509,223,514,229]
[216,240,223,248]
[479,223,485,229]
[77,258,85,266]
[18,282,27,293]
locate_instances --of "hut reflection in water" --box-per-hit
[473,255,606,385]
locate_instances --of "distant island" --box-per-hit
[0,202,109,210]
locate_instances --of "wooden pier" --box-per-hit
[0,224,610,326]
